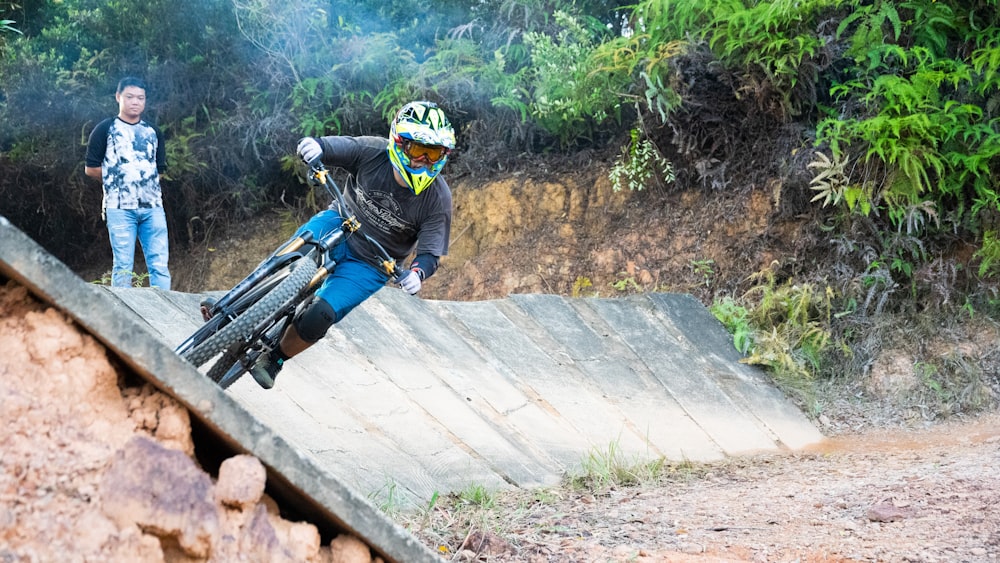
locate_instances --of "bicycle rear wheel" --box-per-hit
[205,348,243,388]
[181,252,320,368]
[206,318,288,389]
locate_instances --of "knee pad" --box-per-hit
[293,298,339,343]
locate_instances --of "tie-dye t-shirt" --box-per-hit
[85,117,166,209]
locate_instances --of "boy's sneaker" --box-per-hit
[250,353,283,389]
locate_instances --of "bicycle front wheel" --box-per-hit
[174,253,302,358]
[181,253,320,368]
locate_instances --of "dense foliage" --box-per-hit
[1,0,999,403]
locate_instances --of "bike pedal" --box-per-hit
[199,297,218,322]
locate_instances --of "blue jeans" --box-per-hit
[105,207,171,290]
[296,210,389,322]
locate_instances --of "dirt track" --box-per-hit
[404,413,1000,562]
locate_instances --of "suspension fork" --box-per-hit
[307,228,348,288]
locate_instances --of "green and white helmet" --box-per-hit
[388,101,456,195]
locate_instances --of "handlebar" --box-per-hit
[305,161,404,281]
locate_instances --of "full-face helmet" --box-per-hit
[388,101,456,195]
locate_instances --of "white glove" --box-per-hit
[297,137,323,164]
[398,269,422,295]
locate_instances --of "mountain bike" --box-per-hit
[174,163,402,389]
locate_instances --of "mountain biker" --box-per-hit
[248,101,456,389]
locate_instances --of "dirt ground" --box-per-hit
[403,413,1000,562]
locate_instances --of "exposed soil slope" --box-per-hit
[0,280,383,562]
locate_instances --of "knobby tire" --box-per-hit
[207,318,289,389]
[180,255,319,369]
[205,348,242,388]
[174,314,225,359]
[174,254,303,358]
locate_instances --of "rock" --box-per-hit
[237,503,301,562]
[866,501,914,523]
[99,436,219,557]
[282,521,322,562]
[329,533,373,563]
[215,454,267,510]
[154,404,194,454]
[460,530,515,557]
[124,384,195,456]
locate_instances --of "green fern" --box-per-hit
[975,230,1000,278]
[739,265,835,383]
[710,296,754,354]
[821,0,1000,238]
[837,0,902,64]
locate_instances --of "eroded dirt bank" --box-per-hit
[0,279,383,562]
[165,167,798,306]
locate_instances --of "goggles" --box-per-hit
[397,137,449,163]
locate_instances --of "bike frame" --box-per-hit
[175,162,402,388]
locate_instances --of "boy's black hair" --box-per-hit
[116,76,146,94]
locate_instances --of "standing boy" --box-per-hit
[85,76,171,289]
